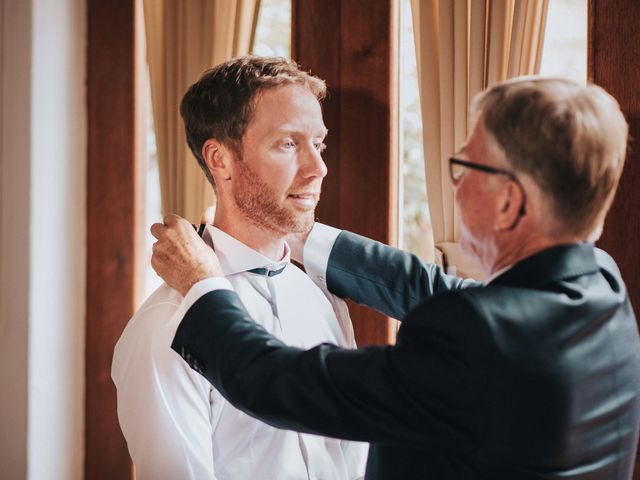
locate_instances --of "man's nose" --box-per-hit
[301,143,328,179]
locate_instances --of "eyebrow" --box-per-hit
[275,127,329,137]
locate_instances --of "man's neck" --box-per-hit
[213,210,287,261]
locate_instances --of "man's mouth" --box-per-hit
[287,192,319,208]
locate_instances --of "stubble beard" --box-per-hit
[232,160,316,235]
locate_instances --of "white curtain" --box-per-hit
[411,0,548,277]
[143,0,260,222]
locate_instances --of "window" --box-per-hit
[143,66,163,298]
[398,0,434,261]
[253,0,291,57]
[539,0,587,82]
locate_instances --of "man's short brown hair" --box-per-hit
[472,77,629,237]
[180,56,327,188]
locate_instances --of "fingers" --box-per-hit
[163,213,186,227]
[150,222,166,240]
[152,214,193,240]
[150,247,160,271]
[200,206,215,225]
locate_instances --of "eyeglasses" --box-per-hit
[449,156,527,226]
[449,157,520,185]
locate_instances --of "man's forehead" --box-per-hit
[255,84,318,104]
[273,125,329,137]
[247,88,327,137]
[460,119,488,155]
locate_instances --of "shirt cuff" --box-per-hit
[303,222,342,290]
[180,277,234,315]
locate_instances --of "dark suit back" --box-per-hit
[327,235,640,479]
[173,232,640,479]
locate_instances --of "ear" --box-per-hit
[202,139,233,182]
[494,180,524,231]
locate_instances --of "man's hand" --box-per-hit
[150,214,222,296]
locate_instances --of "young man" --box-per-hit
[112,56,367,480]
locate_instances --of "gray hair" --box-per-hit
[471,77,628,237]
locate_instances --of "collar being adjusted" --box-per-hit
[199,224,291,277]
[246,265,287,277]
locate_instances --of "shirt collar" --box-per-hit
[201,225,290,276]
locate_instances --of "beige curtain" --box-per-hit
[410,0,548,277]
[143,0,260,222]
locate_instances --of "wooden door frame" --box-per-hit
[589,1,640,477]
[85,0,144,478]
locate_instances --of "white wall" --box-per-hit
[28,0,86,477]
[0,0,86,478]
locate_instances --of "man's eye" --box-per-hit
[282,141,296,149]
[314,142,327,152]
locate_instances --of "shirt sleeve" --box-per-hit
[341,440,368,480]
[112,301,219,480]
[303,222,342,292]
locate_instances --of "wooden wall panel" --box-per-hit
[292,0,342,229]
[86,0,141,478]
[589,0,640,320]
[589,0,640,477]
[293,0,399,345]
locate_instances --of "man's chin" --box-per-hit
[288,213,315,234]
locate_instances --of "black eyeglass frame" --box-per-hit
[449,156,527,226]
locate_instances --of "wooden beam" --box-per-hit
[589,1,640,477]
[589,0,640,318]
[86,0,142,478]
[293,0,399,345]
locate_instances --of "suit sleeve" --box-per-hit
[324,230,480,319]
[172,288,492,452]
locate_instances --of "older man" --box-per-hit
[112,57,367,480]
[151,78,640,479]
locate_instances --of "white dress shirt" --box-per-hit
[112,225,367,480]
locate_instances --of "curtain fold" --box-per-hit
[410,0,548,277]
[143,0,260,222]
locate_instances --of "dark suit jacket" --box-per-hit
[172,231,640,479]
